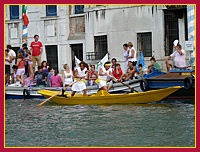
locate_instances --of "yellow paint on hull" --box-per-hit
[38,86,181,105]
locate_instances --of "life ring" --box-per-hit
[23,89,31,99]
[184,77,193,90]
[140,79,149,91]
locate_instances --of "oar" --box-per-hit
[38,80,82,106]
[108,75,138,93]
[119,81,138,93]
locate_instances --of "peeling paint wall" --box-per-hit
[84,5,187,71]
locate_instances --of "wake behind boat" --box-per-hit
[38,86,181,105]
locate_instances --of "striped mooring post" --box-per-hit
[187,5,195,67]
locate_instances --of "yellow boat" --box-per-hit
[38,86,181,105]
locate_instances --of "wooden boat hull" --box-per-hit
[38,86,181,105]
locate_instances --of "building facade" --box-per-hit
[5,5,191,72]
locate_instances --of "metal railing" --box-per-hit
[86,52,107,60]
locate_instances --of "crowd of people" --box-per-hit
[5,39,186,96]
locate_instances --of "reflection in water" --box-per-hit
[5,99,195,147]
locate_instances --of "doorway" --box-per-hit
[45,45,58,70]
[70,44,83,70]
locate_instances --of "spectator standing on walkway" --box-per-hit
[30,35,43,72]
[7,45,16,75]
[5,49,11,85]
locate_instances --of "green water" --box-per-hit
[5,99,195,147]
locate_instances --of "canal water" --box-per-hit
[5,99,195,147]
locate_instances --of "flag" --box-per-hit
[75,56,81,65]
[137,51,147,71]
[74,56,81,69]
[96,53,109,71]
[22,5,29,27]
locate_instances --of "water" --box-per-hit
[5,99,195,147]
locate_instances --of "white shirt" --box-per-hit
[128,47,137,62]
[170,49,186,68]
[63,70,73,85]
[77,67,87,78]
[8,49,16,66]
[5,55,11,65]
[98,67,112,81]
[123,49,129,61]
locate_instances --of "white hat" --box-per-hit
[173,40,179,46]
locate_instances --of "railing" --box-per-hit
[86,52,107,60]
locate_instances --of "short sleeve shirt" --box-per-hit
[30,41,43,56]
[170,49,186,68]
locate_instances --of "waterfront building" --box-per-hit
[5,5,192,72]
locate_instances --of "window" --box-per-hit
[75,5,84,14]
[137,32,152,57]
[10,5,19,20]
[164,10,179,56]
[87,35,108,60]
[46,5,57,16]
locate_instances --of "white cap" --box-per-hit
[173,40,179,46]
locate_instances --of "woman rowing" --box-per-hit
[71,61,89,96]
[97,61,113,91]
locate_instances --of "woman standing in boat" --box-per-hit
[97,61,113,91]
[127,42,137,66]
[71,61,88,96]
[16,52,25,85]
[62,64,73,87]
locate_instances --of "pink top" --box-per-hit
[50,75,62,87]
[170,49,186,68]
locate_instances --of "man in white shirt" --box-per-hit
[7,45,16,75]
[166,40,186,72]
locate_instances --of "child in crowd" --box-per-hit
[33,66,47,87]
[11,65,18,84]
[46,67,54,87]
[135,64,143,79]
[148,56,161,73]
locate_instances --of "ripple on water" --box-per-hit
[5,99,195,147]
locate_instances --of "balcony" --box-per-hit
[86,52,107,60]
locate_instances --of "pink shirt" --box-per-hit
[50,75,62,87]
[170,49,186,68]
[30,41,43,56]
